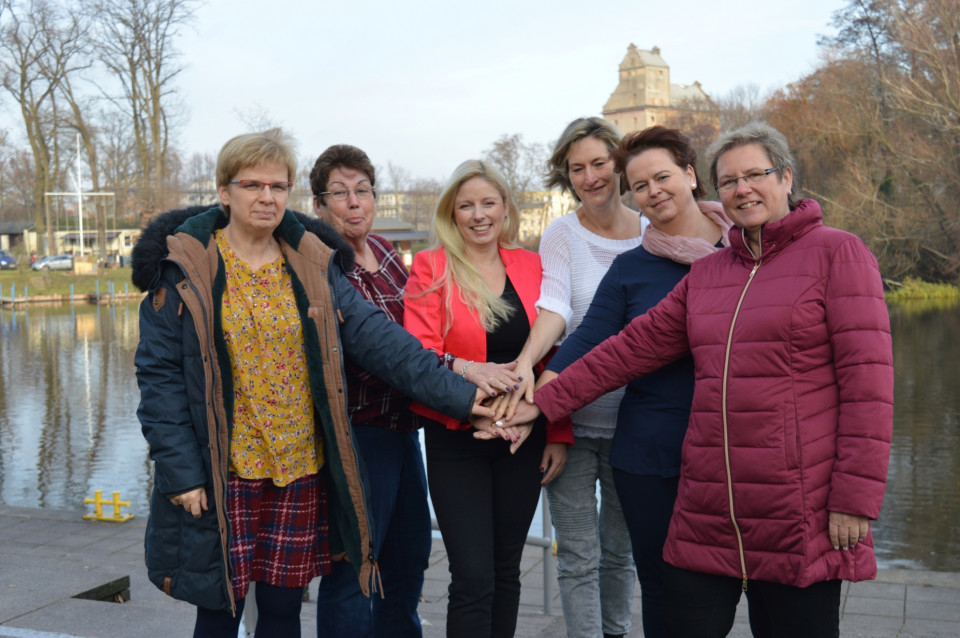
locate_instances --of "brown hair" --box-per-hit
[545,117,622,202]
[613,125,706,199]
[309,144,377,205]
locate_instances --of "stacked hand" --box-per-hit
[463,360,523,399]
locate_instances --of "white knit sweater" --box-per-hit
[536,211,645,438]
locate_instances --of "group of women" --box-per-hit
[134,116,892,638]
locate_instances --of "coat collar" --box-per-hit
[131,206,356,291]
[729,198,823,262]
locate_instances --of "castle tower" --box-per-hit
[602,44,715,135]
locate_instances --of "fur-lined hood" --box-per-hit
[130,205,355,291]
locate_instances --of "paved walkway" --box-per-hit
[2,505,959,637]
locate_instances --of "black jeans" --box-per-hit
[194,582,304,638]
[425,421,545,638]
[662,565,841,638]
[612,469,679,638]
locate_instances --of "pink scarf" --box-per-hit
[640,200,733,265]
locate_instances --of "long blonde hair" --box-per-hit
[429,160,520,333]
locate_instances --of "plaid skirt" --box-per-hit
[227,472,330,602]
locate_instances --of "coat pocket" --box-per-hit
[782,402,800,470]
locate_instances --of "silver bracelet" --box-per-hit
[460,360,475,380]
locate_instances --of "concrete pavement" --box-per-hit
[2,505,958,637]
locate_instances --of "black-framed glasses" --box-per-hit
[320,186,375,201]
[715,167,780,193]
[229,179,293,194]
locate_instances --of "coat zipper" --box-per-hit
[171,258,235,613]
[721,256,762,592]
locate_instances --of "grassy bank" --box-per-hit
[885,278,960,303]
[0,266,138,300]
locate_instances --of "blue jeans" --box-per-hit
[546,436,635,638]
[316,427,431,638]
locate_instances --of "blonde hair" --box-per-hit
[429,159,520,333]
[216,128,298,214]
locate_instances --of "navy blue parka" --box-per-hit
[133,206,477,612]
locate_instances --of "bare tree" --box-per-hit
[404,177,442,232]
[235,103,280,132]
[764,0,960,280]
[0,0,86,242]
[178,151,216,206]
[93,0,196,222]
[97,112,140,225]
[3,149,37,225]
[483,133,547,203]
[715,84,767,131]
[385,161,410,220]
[58,55,117,259]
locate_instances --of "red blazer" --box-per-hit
[405,245,572,443]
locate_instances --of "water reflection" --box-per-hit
[873,303,960,571]
[0,302,152,518]
[0,301,957,572]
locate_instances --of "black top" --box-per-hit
[485,277,528,364]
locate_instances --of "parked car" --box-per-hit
[0,250,17,270]
[31,255,73,271]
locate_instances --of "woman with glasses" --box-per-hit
[503,116,641,638]
[507,122,893,637]
[133,129,492,637]
[308,144,433,638]
[404,159,567,638]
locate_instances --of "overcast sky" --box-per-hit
[4,0,848,184]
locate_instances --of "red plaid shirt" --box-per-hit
[342,235,422,432]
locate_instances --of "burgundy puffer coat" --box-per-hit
[536,199,893,587]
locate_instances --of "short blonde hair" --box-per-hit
[429,160,519,332]
[216,128,297,187]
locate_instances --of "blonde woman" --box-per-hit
[404,160,570,637]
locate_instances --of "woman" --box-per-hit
[512,122,894,637]
[133,129,489,637]
[309,144,432,638]
[508,116,640,638]
[531,126,730,638]
[404,160,569,638]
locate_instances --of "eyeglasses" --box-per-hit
[229,179,293,194]
[715,167,780,193]
[320,186,375,201]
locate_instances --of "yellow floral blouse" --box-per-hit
[216,230,323,485]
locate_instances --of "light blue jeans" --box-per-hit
[546,436,635,637]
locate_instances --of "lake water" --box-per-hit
[0,300,956,571]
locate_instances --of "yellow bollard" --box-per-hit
[83,490,134,522]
